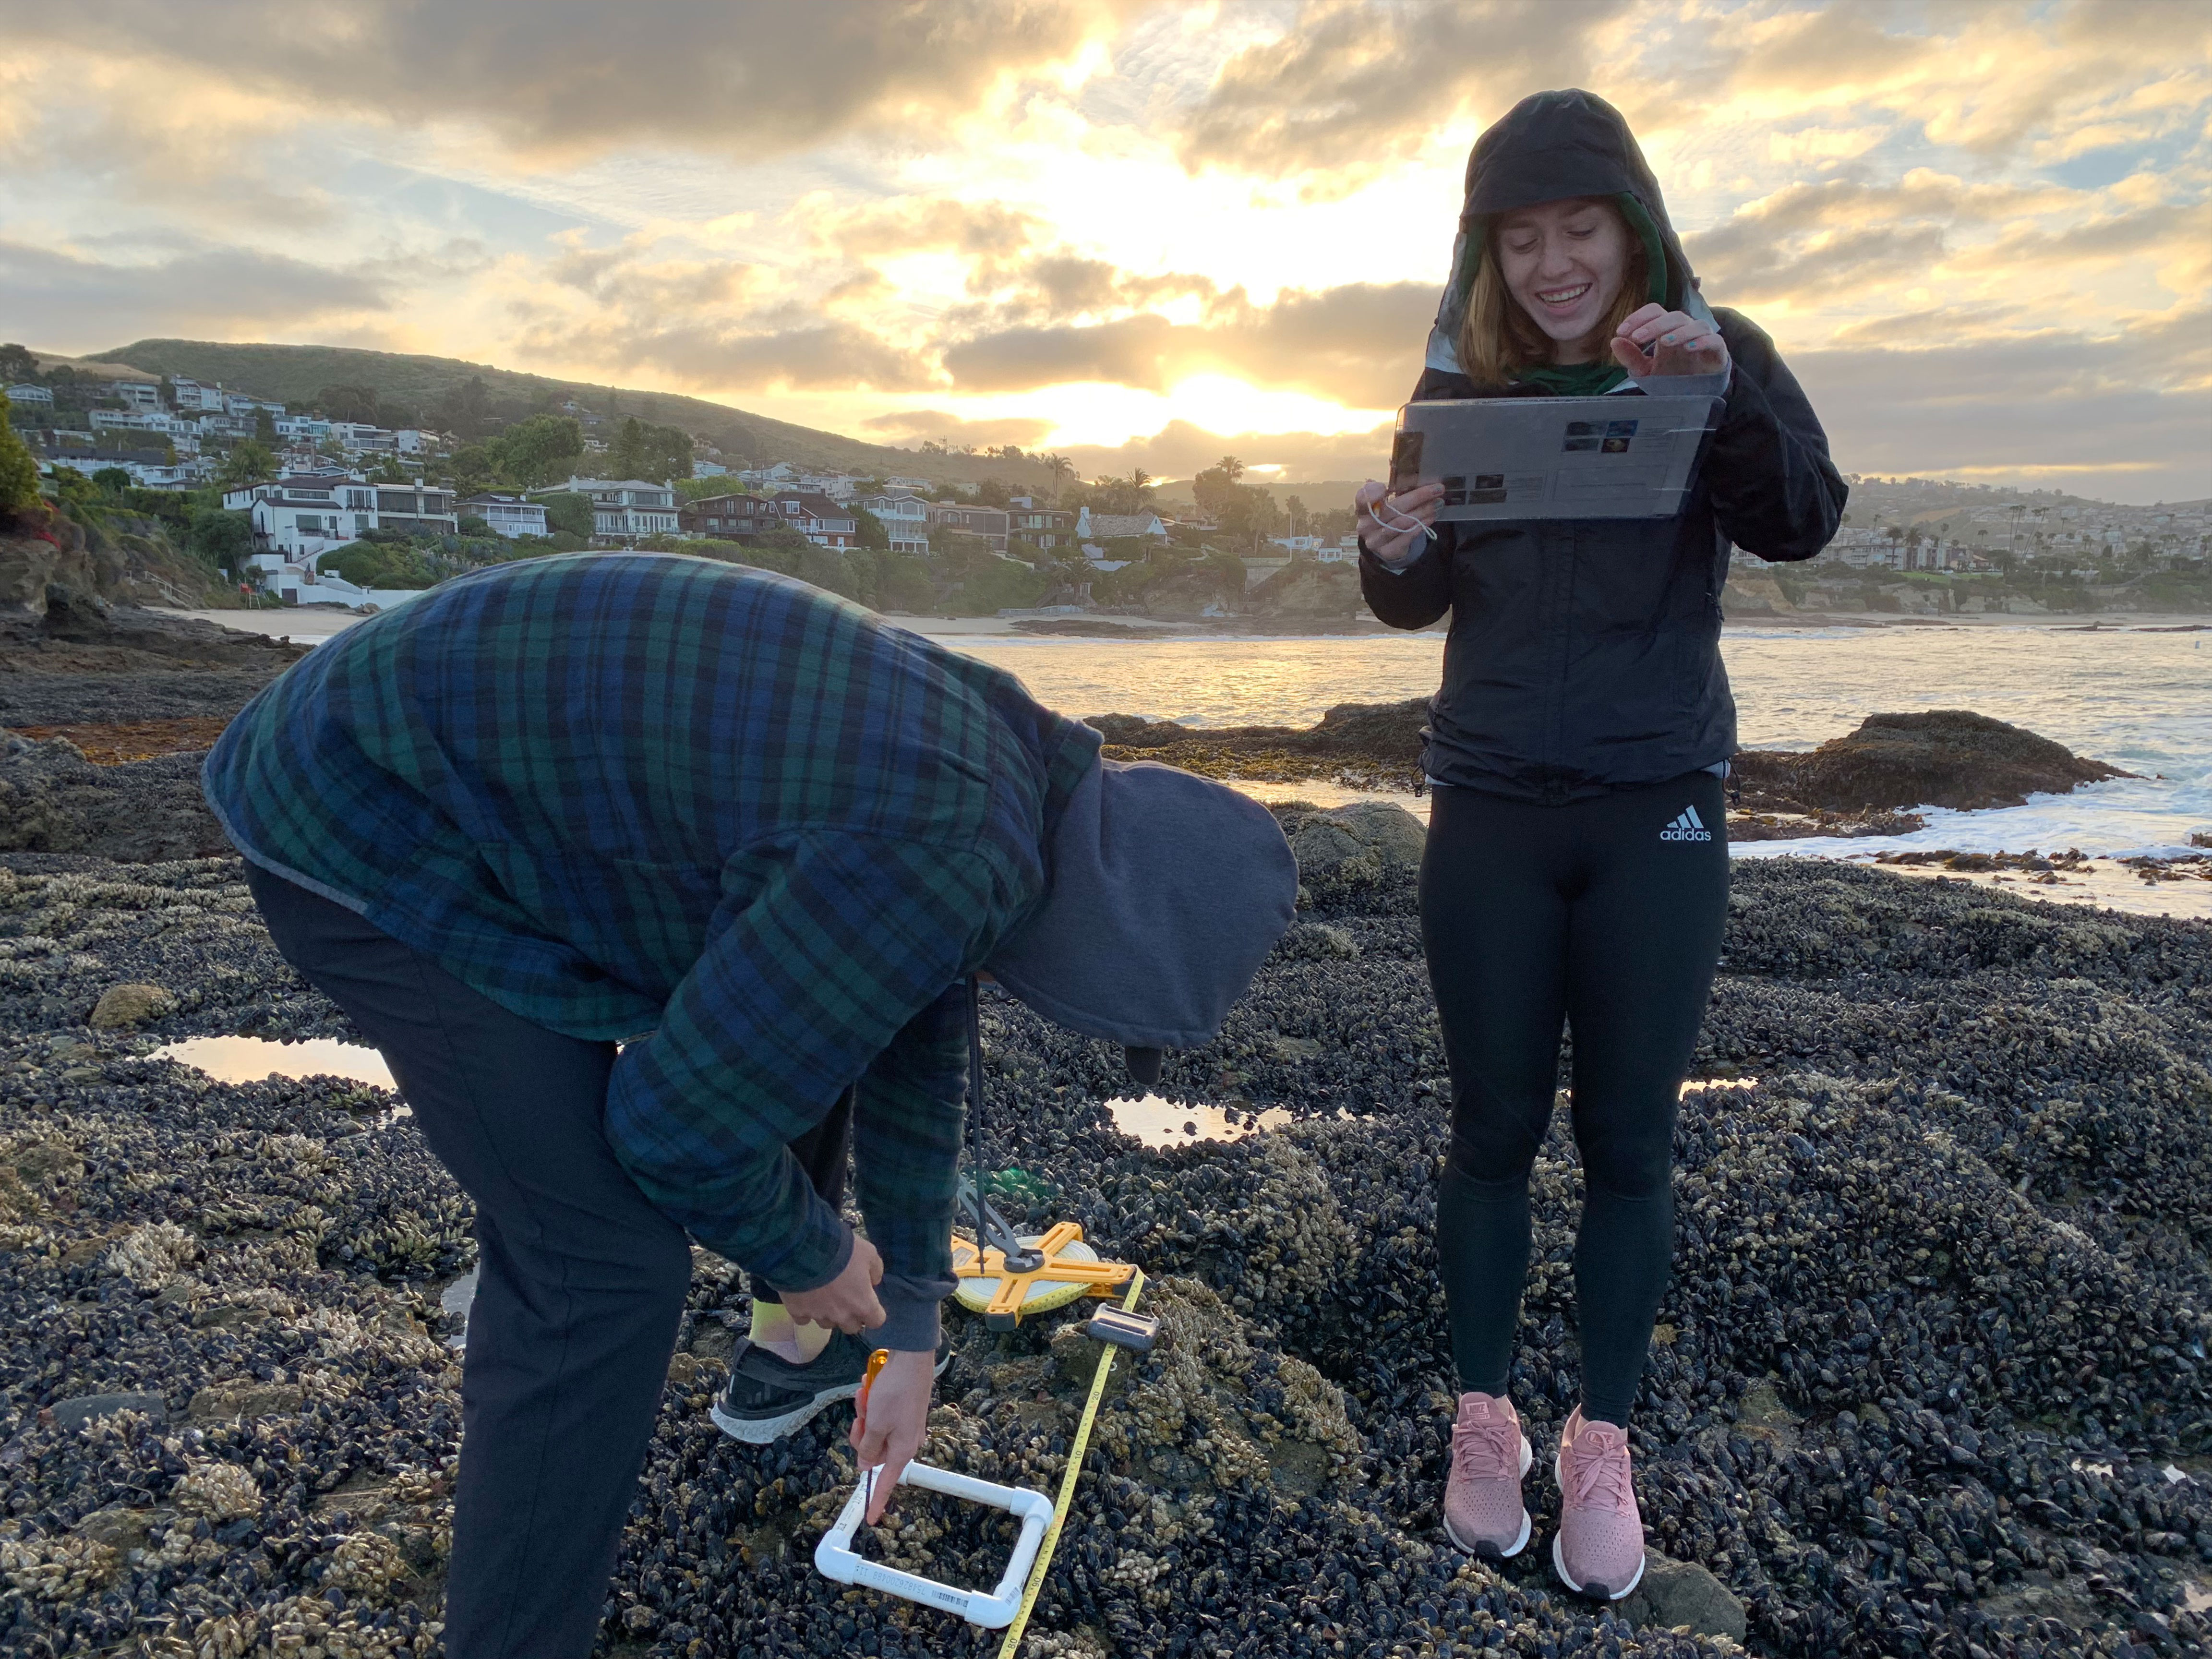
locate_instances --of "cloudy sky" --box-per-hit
[2,0,2206,500]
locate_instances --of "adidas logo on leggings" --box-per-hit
[1660,805,1712,842]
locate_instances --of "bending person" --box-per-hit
[1356,90,1844,1600]
[202,552,1297,1659]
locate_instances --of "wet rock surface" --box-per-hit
[1275,799,1429,880]
[0,733,230,862]
[1088,699,1431,793]
[1,847,2208,1657]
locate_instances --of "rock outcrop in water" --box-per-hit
[0,840,2205,1658]
[1732,709,2130,814]
[1088,700,1432,793]
[1094,702,2133,829]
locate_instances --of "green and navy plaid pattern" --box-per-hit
[204,553,1099,1299]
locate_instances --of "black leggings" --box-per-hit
[1420,773,1728,1428]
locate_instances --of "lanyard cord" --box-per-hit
[965,974,987,1207]
[964,975,1041,1271]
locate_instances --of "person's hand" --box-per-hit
[1611,302,1729,380]
[850,1347,935,1524]
[1355,480,1444,567]
[780,1233,884,1334]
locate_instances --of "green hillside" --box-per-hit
[86,339,1054,490]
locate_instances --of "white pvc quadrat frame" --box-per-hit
[813,1460,1055,1629]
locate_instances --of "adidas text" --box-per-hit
[1660,805,1713,842]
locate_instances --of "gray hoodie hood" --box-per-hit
[986,757,1298,1049]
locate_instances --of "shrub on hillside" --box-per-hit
[0,404,43,522]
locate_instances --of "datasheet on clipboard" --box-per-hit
[1389,393,1724,520]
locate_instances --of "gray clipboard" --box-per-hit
[1388,393,1724,520]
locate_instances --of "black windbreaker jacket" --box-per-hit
[1362,90,1846,803]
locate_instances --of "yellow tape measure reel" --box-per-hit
[952,977,1137,1329]
[951,1220,1135,1328]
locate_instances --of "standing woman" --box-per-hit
[1358,90,1844,1599]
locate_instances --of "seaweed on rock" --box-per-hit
[1,847,2208,1657]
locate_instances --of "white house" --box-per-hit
[168,376,228,412]
[115,459,202,490]
[560,477,679,541]
[733,463,860,499]
[6,384,54,409]
[276,415,333,443]
[460,493,551,539]
[691,459,729,479]
[854,491,930,554]
[1075,507,1168,546]
[226,472,459,565]
[90,409,192,440]
[224,393,286,417]
[192,413,256,442]
[114,382,164,411]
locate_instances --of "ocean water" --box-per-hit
[943,626,2212,916]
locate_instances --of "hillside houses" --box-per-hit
[677,490,856,548]
[222,473,460,557]
[1008,498,1076,553]
[459,493,550,538]
[562,477,679,541]
[854,491,930,553]
[1075,506,1167,544]
[926,501,1010,554]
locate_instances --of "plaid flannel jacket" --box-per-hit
[204,553,1099,1345]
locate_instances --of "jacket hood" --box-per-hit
[1423,88,1713,378]
[985,757,1298,1051]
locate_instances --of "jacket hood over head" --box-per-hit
[1424,88,1713,378]
[985,757,1298,1053]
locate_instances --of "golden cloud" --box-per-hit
[1175,0,1632,190]
[2,0,1139,162]
[939,278,1433,409]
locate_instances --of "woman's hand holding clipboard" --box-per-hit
[1357,480,1445,570]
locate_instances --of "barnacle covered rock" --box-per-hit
[172,1458,262,1521]
[2,846,2209,1659]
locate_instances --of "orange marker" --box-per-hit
[856,1348,891,1518]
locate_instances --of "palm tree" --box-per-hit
[1042,453,1071,501]
[1216,455,1244,482]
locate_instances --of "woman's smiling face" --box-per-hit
[1494,197,1633,362]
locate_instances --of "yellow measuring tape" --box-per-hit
[993,1267,1146,1659]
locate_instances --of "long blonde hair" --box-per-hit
[1456,199,1649,385]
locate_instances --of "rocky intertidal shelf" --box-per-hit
[1,840,2208,1658]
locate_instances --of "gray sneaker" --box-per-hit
[709,1328,951,1444]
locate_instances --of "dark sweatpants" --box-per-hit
[244,865,847,1658]
[1419,773,1728,1429]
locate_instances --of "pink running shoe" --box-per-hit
[1552,1406,1646,1599]
[1442,1392,1532,1559]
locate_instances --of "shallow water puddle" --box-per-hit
[440,1269,478,1350]
[1108,1093,1291,1149]
[152,1035,396,1091]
